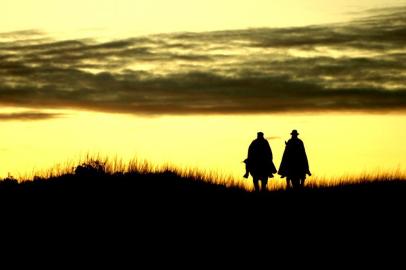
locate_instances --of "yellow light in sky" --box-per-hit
[1,109,405,184]
[2,0,406,37]
[1,0,406,186]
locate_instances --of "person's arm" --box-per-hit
[247,141,254,160]
[301,141,311,176]
[265,140,273,160]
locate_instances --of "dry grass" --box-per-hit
[306,169,406,189]
[5,154,406,192]
[13,154,246,190]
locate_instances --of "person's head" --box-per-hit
[290,129,299,138]
[257,132,264,139]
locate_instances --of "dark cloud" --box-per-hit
[0,7,405,115]
[0,29,44,38]
[0,111,62,121]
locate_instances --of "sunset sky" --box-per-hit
[1,0,406,182]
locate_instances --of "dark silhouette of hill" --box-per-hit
[1,161,405,259]
[1,161,406,219]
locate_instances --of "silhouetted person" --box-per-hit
[278,130,311,189]
[245,132,277,192]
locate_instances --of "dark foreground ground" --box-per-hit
[1,171,406,219]
[1,171,405,262]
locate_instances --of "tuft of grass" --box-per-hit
[305,170,406,189]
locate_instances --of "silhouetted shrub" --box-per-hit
[1,175,18,187]
[33,176,46,182]
[74,160,106,178]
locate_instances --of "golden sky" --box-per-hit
[1,1,406,183]
[2,0,406,36]
[1,109,406,182]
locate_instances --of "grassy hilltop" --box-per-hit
[1,157,406,241]
[1,157,406,207]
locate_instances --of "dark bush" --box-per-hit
[74,160,106,178]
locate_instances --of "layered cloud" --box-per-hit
[0,111,61,121]
[0,7,405,115]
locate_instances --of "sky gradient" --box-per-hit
[1,1,406,181]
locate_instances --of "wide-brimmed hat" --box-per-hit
[291,129,299,135]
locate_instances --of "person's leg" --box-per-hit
[286,178,291,189]
[253,178,260,192]
[290,177,297,189]
[292,178,300,189]
[261,178,268,192]
[300,178,305,188]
